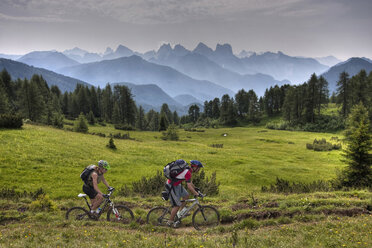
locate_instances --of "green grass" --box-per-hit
[0,123,345,199]
[1,123,370,247]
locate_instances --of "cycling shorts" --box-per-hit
[82,184,98,199]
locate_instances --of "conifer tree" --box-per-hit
[159,113,169,131]
[340,102,371,187]
[136,106,145,130]
[74,112,89,133]
[336,71,351,118]
[188,104,200,123]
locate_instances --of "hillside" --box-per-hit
[322,57,372,92]
[0,124,370,247]
[0,58,91,92]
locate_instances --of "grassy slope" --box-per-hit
[0,124,344,199]
[1,122,371,247]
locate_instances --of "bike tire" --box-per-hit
[146,207,171,226]
[66,207,91,221]
[192,205,220,231]
[106,205,134,224]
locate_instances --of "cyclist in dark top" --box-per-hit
[167,160,204,227]
[83,160,112,214]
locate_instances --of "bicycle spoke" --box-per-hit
[192,206,220,231]
[147,207,170,226]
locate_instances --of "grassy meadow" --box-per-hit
[0,122,371,247]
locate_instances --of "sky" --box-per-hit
[0,0,372,60]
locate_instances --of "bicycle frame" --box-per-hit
[78,189,116,219]
[177,198,201,220]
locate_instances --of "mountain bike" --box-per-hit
[146,190,219,231]
[66,187,134,224]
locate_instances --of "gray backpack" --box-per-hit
[163,159,189,180]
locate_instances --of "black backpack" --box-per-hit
[80,165,95,183]
[163,159,189,180]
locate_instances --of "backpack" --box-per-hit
[80,165,95,183]
[163,159,189,180]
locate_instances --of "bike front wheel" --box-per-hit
[192,206,220,231]
[146,207,171,226]
[66,207,91,221]
[107,205,134,224]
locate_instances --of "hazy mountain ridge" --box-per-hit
[17,51,80,72]
[0,58,91,92]
[149,46,288,95]
[321,57,372,93]
[58,55,235,101]
[114,82,201,115]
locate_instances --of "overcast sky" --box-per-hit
[0,0,371,60]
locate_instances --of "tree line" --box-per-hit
[1,68,371,132]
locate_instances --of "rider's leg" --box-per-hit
[91,194,103,211]
[170,206,180,222]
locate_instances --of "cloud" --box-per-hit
[0,12,75,23]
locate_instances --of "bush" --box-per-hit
[74,113,88,133]
[0,114,23,128]
[52,113,64,129]
[106,137,117,149]
[192,170,220,196]
[306,138,342,151]
[261,177,333,193]
[29,194,58,212]
[114,124,135,131]
[161,124,179,141]
[117,170,220,197]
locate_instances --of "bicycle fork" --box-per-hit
[111,203,121,220]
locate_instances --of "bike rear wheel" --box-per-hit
[146,207,171,226]
[107,205,134,224]
[192,206,220,231]
[66,207,91,221]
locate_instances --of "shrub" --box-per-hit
[209,144,223,148]
[114,124,135,131]
[261,177,333,193]
[0,114,23,128]
[74,113,88,133]
[192,170,220,196]
[106,137,117,150]
[306,138,342,151]
[117,170,220,197]
[161,124,179,141]
[52,113,64,129]
[29,194,58,212]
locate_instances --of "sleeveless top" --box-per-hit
[85,165,103,187]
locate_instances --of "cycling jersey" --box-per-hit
[167,168,192,186]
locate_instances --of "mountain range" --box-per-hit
[1,43,372,112]
[0,58,91,92]
[57,55,234,101]
[321,57,372,93]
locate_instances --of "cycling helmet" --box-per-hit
[98,160,110,170]
[190,160,203,168]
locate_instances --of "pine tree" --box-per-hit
[340,102,371,188]
[136,106,145,130]
[87,110,96,125]
[0,82,9,114]
[159,113,169,131]
[74,112,89,133]
[160,103,173,124]
[188,104,200,123]
[336,71,351,118]
[173,111,179,125]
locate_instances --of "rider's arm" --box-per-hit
[186,181,199,197]
[91,172,103,195]
[101,176,110,188]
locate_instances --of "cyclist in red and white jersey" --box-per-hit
[167,160,204,227]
